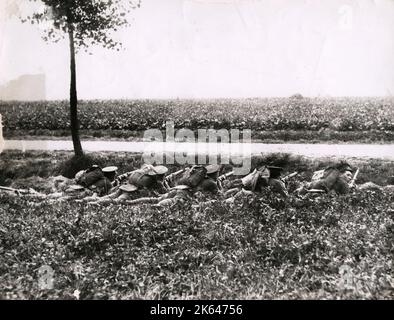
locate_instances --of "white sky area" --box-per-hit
[0,0,394,99]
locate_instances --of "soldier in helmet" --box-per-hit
[196,164,220,194]
[186,164,223,207]
[125,165,209,207]
[265,166,289,197]
[153,184,194,207]
[89,164,169,204]
[102,166,118,182]
[296,161,355,196]
[221,165,290,198]
[176,165,208,189]
[219,167,260,196]
[158,164,222,207]
[76,165,114,195]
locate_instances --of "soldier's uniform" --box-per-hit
[90,164,168,204]
[75,165,113,196]
[155,185,193,207]
[222,165,289,198]
[73,165,117,202]
[45,168,102,201]
[357,182,383,191]
[188,164,222,206]
[46,182,93,202]
[177,165,208,188]
[127,165,209,207]
[196,164,220,194]
[297,162,354,196]
[102,166,118,182]
[265,166,289,198]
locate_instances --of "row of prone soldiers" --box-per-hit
[45,160,390,207]
[64,163,289,206]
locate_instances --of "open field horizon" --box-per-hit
[1,0,393,303]
[1,97,393,299]
[2,95,394,101]
[1,96,393,143]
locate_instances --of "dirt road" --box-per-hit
[1,139,393,160]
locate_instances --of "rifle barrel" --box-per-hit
[350,168,360,187]
[0,186,17,192]
[283,172,298,180]
[219,171,234,179]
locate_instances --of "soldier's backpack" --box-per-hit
[128,170,156,188]
[242,169,269,191]
[311,169,325,181]
[197,178,219,193]
[177,166,207,188]
[76,166,105,188]
[92,177,113,196]
[309,167,342,193]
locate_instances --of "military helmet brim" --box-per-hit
[68,184,85,191]
[119,184,138,192]
[172,185,190,190]
[205,164,220,175]
[153,165,169,175]
[267,166,283,171]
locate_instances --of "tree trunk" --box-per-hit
[68,24,83,157]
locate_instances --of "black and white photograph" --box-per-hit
[0,0,393,303]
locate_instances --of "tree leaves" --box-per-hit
[21,0,141,51]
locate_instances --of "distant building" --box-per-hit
[0,74,46,101]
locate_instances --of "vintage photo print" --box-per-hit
[0,0,393,303]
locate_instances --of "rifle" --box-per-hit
[111,171,134,187]
[217,171,234,182]
[349,168,360,188]
[258,165,268,172]
[164,168,186,189]
[282,172,299,182]
[217,171,235,190]
[306,189,326,193]
[0,186,35,196]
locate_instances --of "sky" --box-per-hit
[0,0,394,100]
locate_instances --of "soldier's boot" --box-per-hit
[47,192,64,199]
[108,189,123,199]
[192,199,217,209]
[76,193,100,203]
[156,198,181,207]
[224,187,241,198]
[90,189,123,204]
[113,192,133,202]
[225,196,235,204]
[358,182,383,191]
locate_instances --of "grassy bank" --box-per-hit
[3,128,394,143]
[0,187,393,299]
[1,151,393,299]
[1,150,394,187]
